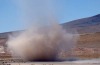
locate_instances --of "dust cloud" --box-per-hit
[6,0,79,61]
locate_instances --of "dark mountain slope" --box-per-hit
[62,14,100,34]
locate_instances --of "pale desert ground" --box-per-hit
[3,59,100,65]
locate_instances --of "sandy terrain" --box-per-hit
[4,62,100,65]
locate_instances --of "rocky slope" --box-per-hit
[62,14,100,34]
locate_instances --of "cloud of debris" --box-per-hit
[6,0,79,61]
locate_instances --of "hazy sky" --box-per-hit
[0,0,100,33]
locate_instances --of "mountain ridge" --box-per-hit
[62,14,100,34]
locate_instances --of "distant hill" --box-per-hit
[0,31,22,46]
[62,14,100,34]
